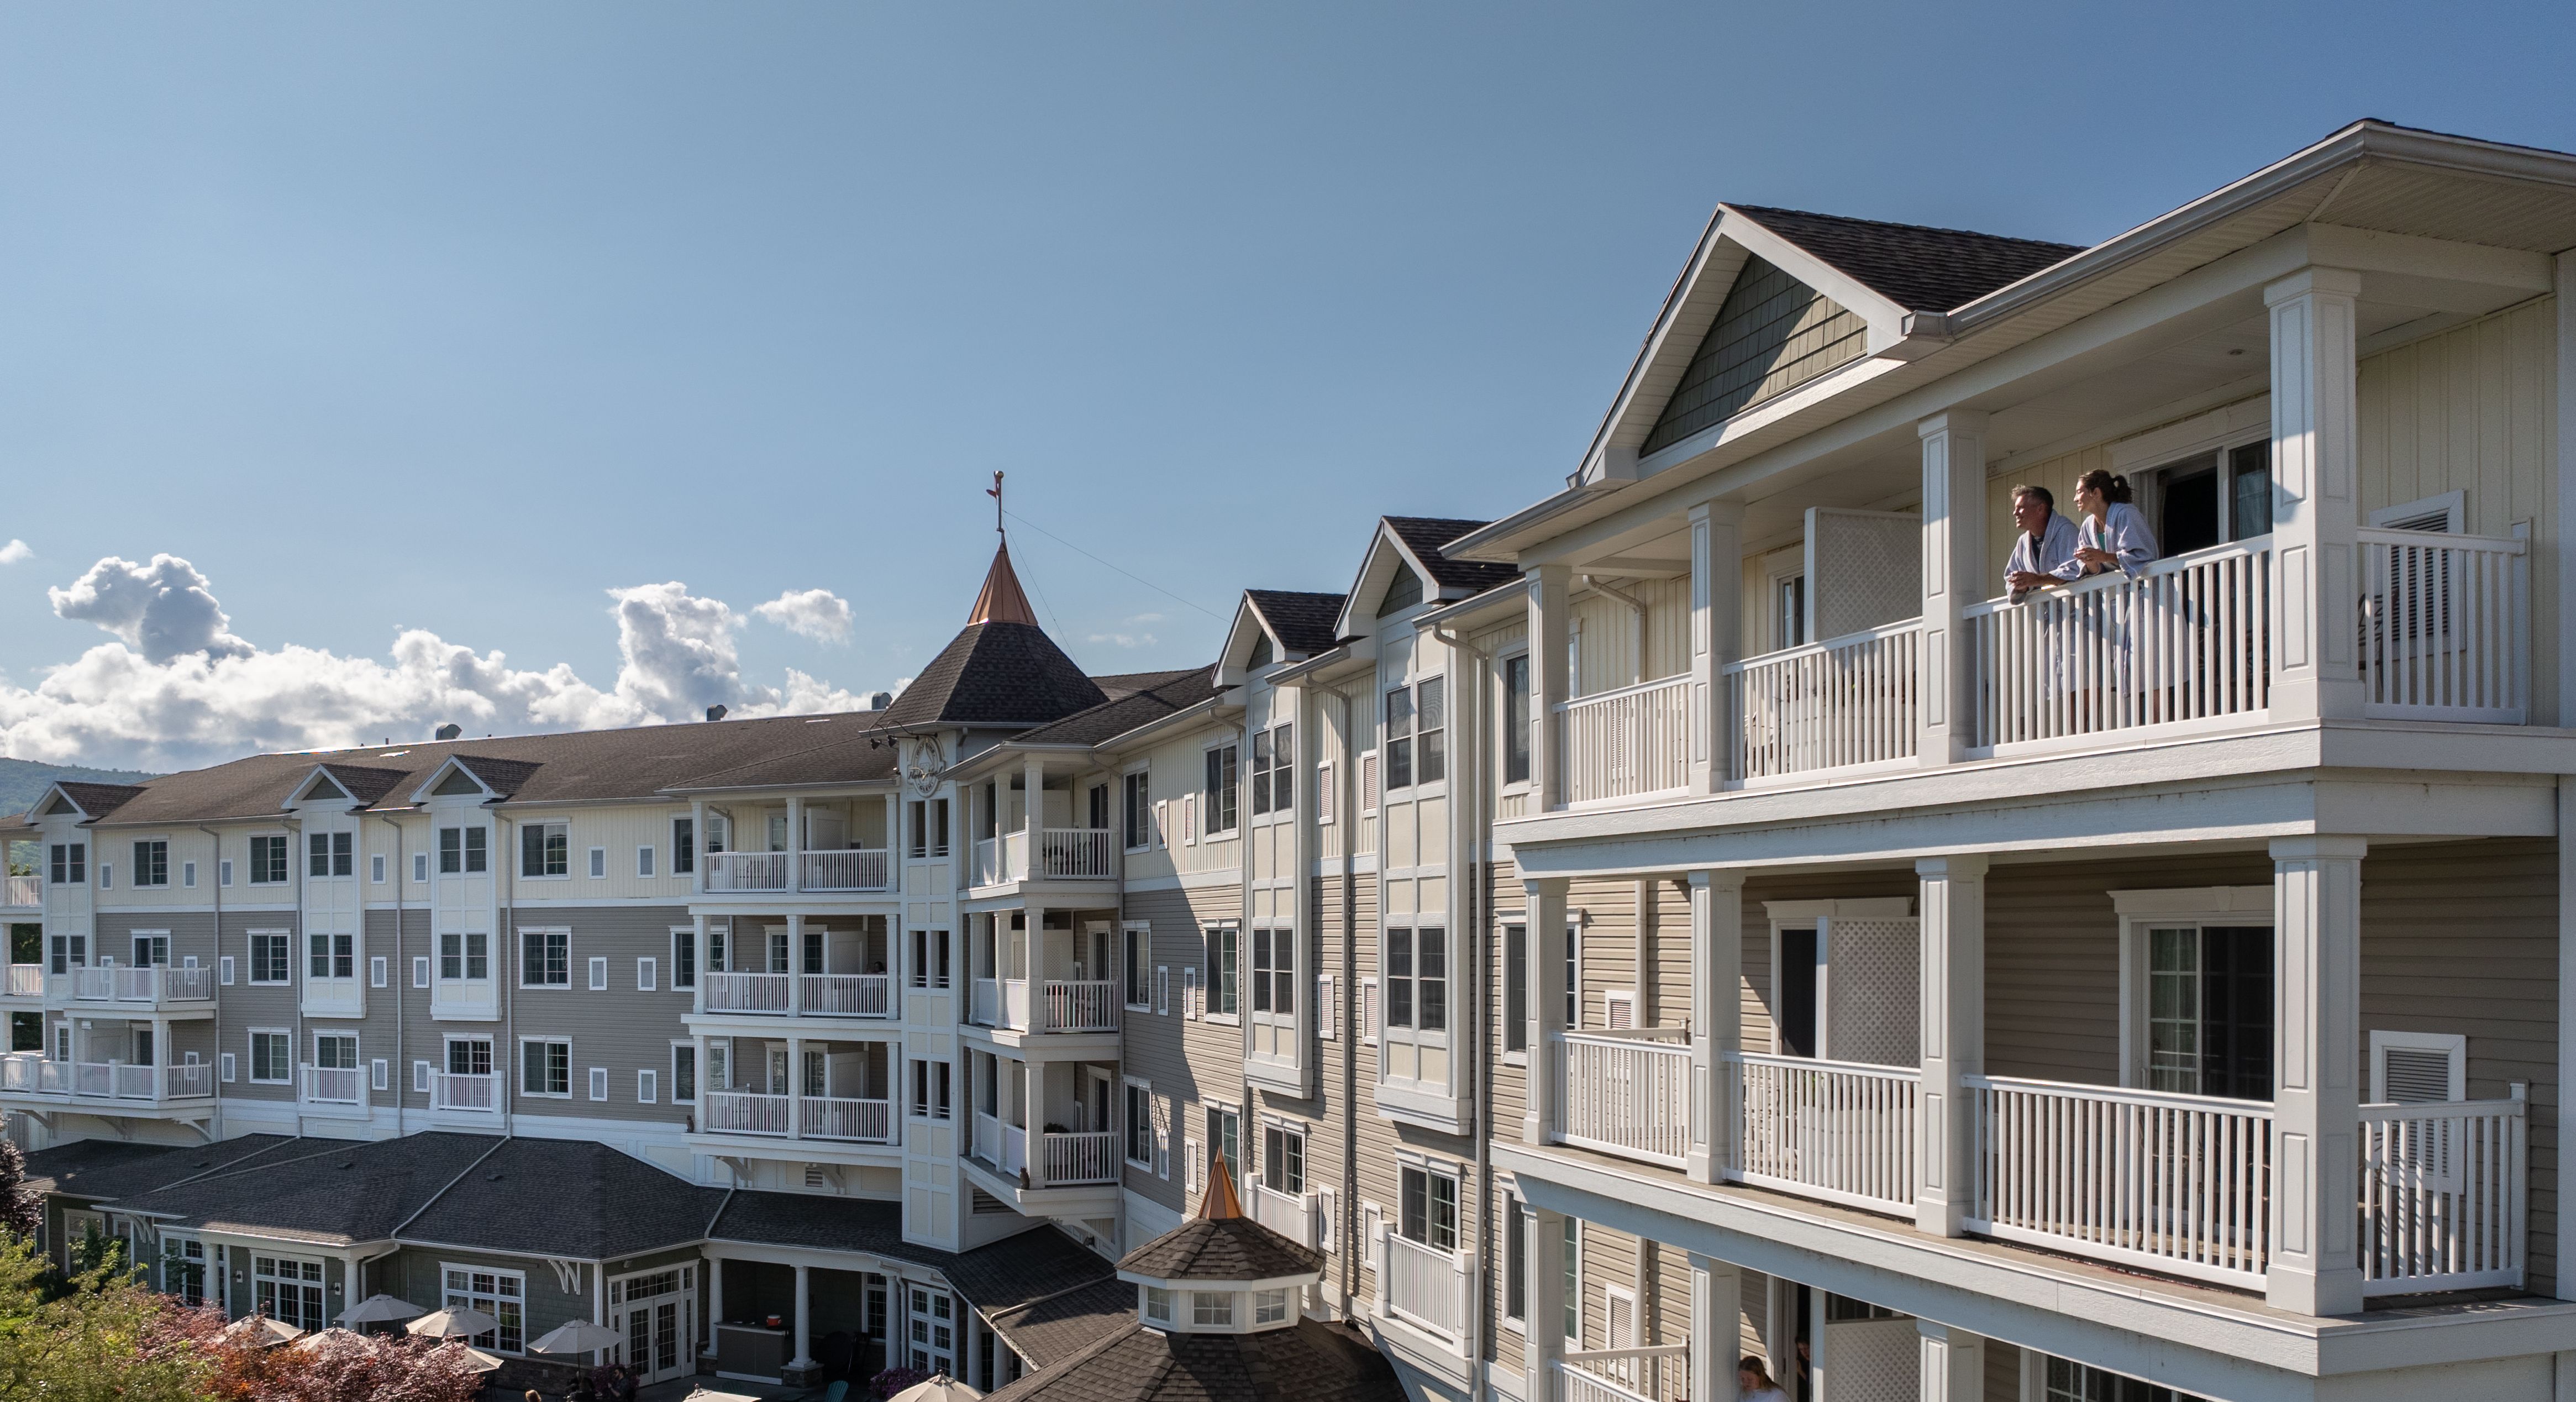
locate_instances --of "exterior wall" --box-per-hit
[1568,576,1692,696]
[497,902,696,1128]
[385,1244,595,1352]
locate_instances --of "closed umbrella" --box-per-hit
[887,1375,984,1402]
[529,1318,624,1357]
[406,1305,501,1340]
[338,1294,427,1327]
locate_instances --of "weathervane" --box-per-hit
[987,470,1005,535]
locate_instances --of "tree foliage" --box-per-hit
[0,1140,43,1242]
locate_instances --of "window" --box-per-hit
[49,843,86,885]
[443,1266,525,1354]
[2146,924,2272,1099]
[248,1031,291,1084]
[671,817,696,875]
[1400,1164,1459,1252]
[45,932,85,974]
[1503,922,1527,1053]
[219,955,236,985]
[162,1236,209,1306]
[1503,1192,1527,1324]
[1249,726,1293,817]
[587,847,606,878]
[637,955,658,992]
[1778,573,1809,649]
[1316,759,1334,825]
[314,1032,359,1072]
[256,1254,328,1334]
[1125,1081,1157,1167]
[220,858,235,886]
[248,836,286,885]
[132,840,169,888]
[131,932,169,967]
[1384,685,1414,790]
[1192,1291,1234,1327]
[520,928,570,987]
[370,956,387,988]
[412,955,429,988]
[1385,929,1412,1030]
[1415,677,1444,785]
[588,956,608,991]
[1123,771,1152,850]
[2157,442,2274,555]
[1254,1288,1289,1325]
[1143,1285,1173,1324]
[447,1037,494,1077]
[589,1065,609,1101]
[1122,925,1151,1009]
[370,853,386,884]
[671,1043,697,1104]
[1203,1103,1240,1188]
[183,859,197,888]
[638,1068,657,1103]
[912,928,950,989]
[1249,928,1293,1018]
[520,822,569,878]
[908,798,951,859]
[672,929,697,989]
[308,930,355,980]
[243,932,286,984]
[1261,1123,1305,1194]
[308,831,353,878]
[2043,1357,2206,1402]
[522,1038,571,1097]
[1155,965,1169,1016]
[637,845,656,878]
[1203,743,1239,836]
[906,1285,954,1374]
[1502,653,1532,785]
[911,1057,951,1120]
[1563,1216,1581,1342]
[439,932,491,981]
[1206,925,1238,1018]
[412,851,428,883]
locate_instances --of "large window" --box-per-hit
[446,1037,493,1077]
[1384,677,1445,790]
[521,1038,571,1098]
[1261,1123,1305,1195]
[1400,1164,1459,1253]
[256,1254,327,1333]
[906,1285,954,1375]
[1383,927,1444,1033]
[520,822,569,878]
[131,841,169,888]
[911,1058,951,1120]
[520,929,570,988]
[308,930,354,980]
[308,831,353,878]
[1203,744,1239,836]
[249,932,290,985]
[248,1031,291,1084]
[1502,654,1531,786]
[2157,441,2273,556]
[907,799,951,859]
[48,843,86,885]
[161,1237,208,1306]
[2147,925,2272,1100]
[1249,927,1292,1018]
[313,1031,359,1072]
[671,817,695,875]
[248,836,286,885]
[46,932,85,974]
[1123,771,1152,850]
[1205,925,1239,1018]
[439,932,491,982]
[438,826,488,875]
[443,1266,525,1353]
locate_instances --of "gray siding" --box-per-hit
[498,904,696,1125]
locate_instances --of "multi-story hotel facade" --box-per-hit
[6,118,2576,1402]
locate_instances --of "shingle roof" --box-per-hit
[1726,204,2084,314]
[396,1138,727,1261]
[20,1135,295,1201]
[985,1317,1406,1402]
[1244,591,1348,656]
[51,781,148,820]
[709,1191,933,1261]
[1118,1216,1323,1284]
[948,1225,1118,1316]
[981,1276,1135,1368]
[880,621,1108,729]
[115,1132,502,1246]
[315,764,412,806]
[1012,669,1218,749]
[1382,518,1522,595]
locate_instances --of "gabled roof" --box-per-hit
[984,1315,1405,1402]
[1382,518,1522,595]
[114,1132,503,1246]
[879,621,1108,729]
[1333,517,1523,640]
[1243,591,1347,657]
[1725,204,2083,317]
[296,764,412,808]
[395,1138,727,1261]
[39,781,148,822]
[1010,669,1218,749]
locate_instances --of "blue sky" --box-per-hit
[3,2,2572,767]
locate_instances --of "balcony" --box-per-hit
[301,1064,366,1107]
[1547,1028,1693,1169]
[49,964,216,1009]
[702,849,893,894]
[700,972,893,1019]
[1249,1182,1322,1250]
[2,874,37,908]
[703,852,791,892]
[970,978,1117,1035]
[1380,1232,1471,1345]
[969,1113,1117,1186]
[972,1110,1027,1177]
[1555,677,1696,806]
[799,848,890,891]
[1724,620,1920,782]
[0,1054,215,1104]
[968,829,1114,887]
[430,1070,500,1112]
[697,1089,897,1144]
[1555,1347,1690,1402]
[2,965,41,998]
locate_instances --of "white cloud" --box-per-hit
[1086,631,1158,649]
[0,540,30,566]
[0,556,887,770]
[753,587,854,643]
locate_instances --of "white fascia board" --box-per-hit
[1329,525,1434,642]
[403,757,496,807]
[1085,698,1225,759]
[1410,581,1527,634]
[1213,598,1275,689]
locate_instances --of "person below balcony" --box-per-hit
[2072,470,2159,576]
[2004,484,2082,603]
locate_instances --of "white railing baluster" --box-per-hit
[1720,621,1920,783]
[1554,675,1696,805]
[1718,1051,1917,1213]
[2357,528,2527,722]
[2357,1090,2525,1295]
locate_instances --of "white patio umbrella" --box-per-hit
[430,1341,507,1373]
[289,1327,360,1354]
[219,1315,304,1347]
[338,1294,427,1327]
[887,1375,984,1402]
[405,1305,501,1339]
[528,1318,623,1357]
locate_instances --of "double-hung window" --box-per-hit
[248,836,286,885]
[1261,1123,1305,1195]
[1123,771,1152,850]
[672,1043,697,1104]
[308,831,353,878]
[248,1031,291,1084]
[447,1037,493,1078]
[1502,921,1528,1053]
[1400,1164,1459,1253]
[1124,1081,1156,1167]
[132,841,169,888]
[48,843,85,886]
[1205,925,1239,1018]
[520,929,570,988]
[438,826,488,875]
[521,1038,571,1098]
[1249,727,1294,817]
[1203,1103,1240,1188]
[1123,925,1150,1010]
[520,822,569,878]
[1385,928,1413,1031]
[672,817,696,875]
[48,932,86,974]
[1203,744,1239,836]
[309,929,355,979]
[249,932,290,985]
[1384,678,1445,788]
[672,929,697,990]
[440,932,490,981]
[1383,927,1446,1044]
[1249,928,1293,1019]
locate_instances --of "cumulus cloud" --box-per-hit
[0,540,29,565]
[0,556,889,770]
[753,587,854,643]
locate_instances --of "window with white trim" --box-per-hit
[1205,925,1238,1018]
[587,847,606,879]
[521,1038,571,1098]
[438,825,489,875]
[637,955,658,992]
[519,821,569,878]
[672,817,696,874]
[248,1030,291,1084]
[1399,1162,1459,1252]
[1249,926,1293,1023]
[1248,724,1292,818]
[307,927,354,980]
[911,1057,951,1120]
[1384,676,1445,789]
[1123,770,1152,851]
[440,931,491,983]
[1124,1080,1157,1168]
[1202,743,1239,836]
[589,1065,609,1101]
[520,928,570,988]
[588,956,608,991]
[1123,923,1151,1010]
[307,831,353,878]
[2042,1356,2205,1402]
[131,840,169,888]
[248,836,286,885]
[255,1253,328,1333]
[443,1264,525,1353]
[1261,1122,1305,1195]
[637,845,656,878]
[1502,652,1532,786]
[671,1043,697,1104]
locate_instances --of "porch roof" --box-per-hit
[396,1137,727,1261]
[20,1133,295,1203]
[112,1131,503,1247]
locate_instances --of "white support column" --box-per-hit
[1687,1251,1739,1402]
[1915,855,1987,1237]
[1530,565,1573,810]
[1525,1205,1567,1402]
[2561,780,2576,1300]
[1916,1319,1985,1402]
[1025,1058,1046,1186]
[1525,877,1569,1145]
[2265,267,2367,724]
[1689,501,1745,792]
[2557,253,2576,726]
[1023,757,1047,869]
[705,1255,723,1354]
[690,800,708,897]
[1917,409,1990,765]
[786,913,803,1017]
[2269,834,2366,1314]
[784,796,805,891]
[788,1262,813,1371]
[1687,870,1744,1184]
[786,1035,804,1140]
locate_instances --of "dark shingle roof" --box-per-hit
[1244,591,1347,656]
[985,1317,1405,1402]
[397,1138,727,1261]
[1382,518,1522,595]
[51,781,148,819]
[881,621,1108,729]
[1726,204,2084,314]
[1013,670,1218,749]
[20,1135,295,1201]
[711,1191,933,1261]
[948,1225,1118,1316]
[981,1276,1135,1368]
[315,764,412,806]
[1118,1217,1323,1284]
[115,1132,502,1246]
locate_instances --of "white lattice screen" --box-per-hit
[1825,1317,1920,1402]
[1807,508,1921,642]
[1825,917,1918,1068]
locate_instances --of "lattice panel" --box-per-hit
[1825,1318,1920,1402]
[1825,918,1918,1068]
[1810,508,1922,641]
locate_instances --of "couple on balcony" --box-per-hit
[2004,472,2159,602]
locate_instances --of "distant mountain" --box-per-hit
[0,758,164,817]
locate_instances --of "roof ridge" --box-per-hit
[388,1133,512,1241]
[1726,201,2085,253]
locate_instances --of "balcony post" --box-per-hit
[1914,854,1986,1237]
[1689,502,1744,793]
[2558,253,2576,726]
[1523,1205,1566,1400]
[1687,870,1743,1184]
[1687,1251,1738,1402]
[1915,1319,1984,1402]
[1023,756,1046,863]
[1529,565,1573,810]
[1025,1058,1047,1187]
[2264,267,2367,724]
[1916,409,1989,766]
[788,1262,814,1373]
[787,1035,805,1138]
[787,915,803,1017]
[2268,834,2367,1315]
[690,800,707,896]
[784,796,805,891]
[1524,877,1568,1146]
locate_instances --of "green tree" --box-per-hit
[0,1235,215,1401]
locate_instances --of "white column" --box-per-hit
[786,1036,804,1140]
[1524,1205,1567,1400]
[1525,878,1569,1145]
[2557,253,2576,726]
[1690,501,1745,792]
[2265,267,2367,723]
[1529,565,1573,809]
[1917,409,1989,765]
[1025,1058,1045,1186]
[785,797,805,891]
[789,1262,813,1371]
[1915,855,1987,1237]
[2268,835,2366,1314]
[2561,780,2576,1300]
[786,913,803,1017]
[690,800,708,897]
[1687,870,1743,1184]
[1916,1319,1985,1402]
[705,1256,724,1344]
[1687,1252,1739,1402]
[1023,757,1047,881]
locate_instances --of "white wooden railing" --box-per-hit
[798,848,891,891]
[301,1065,365,1106]
[3,965,42,997]
[432,1070,499,1112]
[803,973,892,1017]
[1725,620,1920,782]
[702,1090,792,1136]
[72,1061,110,1097]
[1042,1130,1118,1184]
[1038,828,1115,878]
[1042,980,1119,1032]
[1552,1028,1692,1168]
[0,1053,39,1092]
[2,874,36,907]
[1967,536,2273,754]
[1966,1075,2273,1289]
[1556,675,1694,805]
[1251,1183,1320,1249]
[703,852,792,891]
[2357,528,2527,723]
[971,978,1000,1026]
[1558,1347,1691,1402]
[1725,1052,1918,1213]
[70,967,116,1001]
[1383,1233,1469,1342]
[802,1095,896,1143]
[703,971,791,1014]
[1004,979,1033,1030]
[109,966,213,1002]
[2359,1090,2526,1295]
[970,838,1005,887]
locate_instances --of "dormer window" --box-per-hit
[1191,1292,1234,1327]
[1143,1287,1172,1324]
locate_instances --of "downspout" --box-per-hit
[1435,624,1494,1401]
[196,826,224,1143]
[285,816,304,1138]
[497,811,516,1137]
[1309,678,1361,1313]
[381,817,406,1138]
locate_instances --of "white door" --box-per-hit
[612,1270,696,1385]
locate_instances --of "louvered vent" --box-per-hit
[2382,1047,2454,1104]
